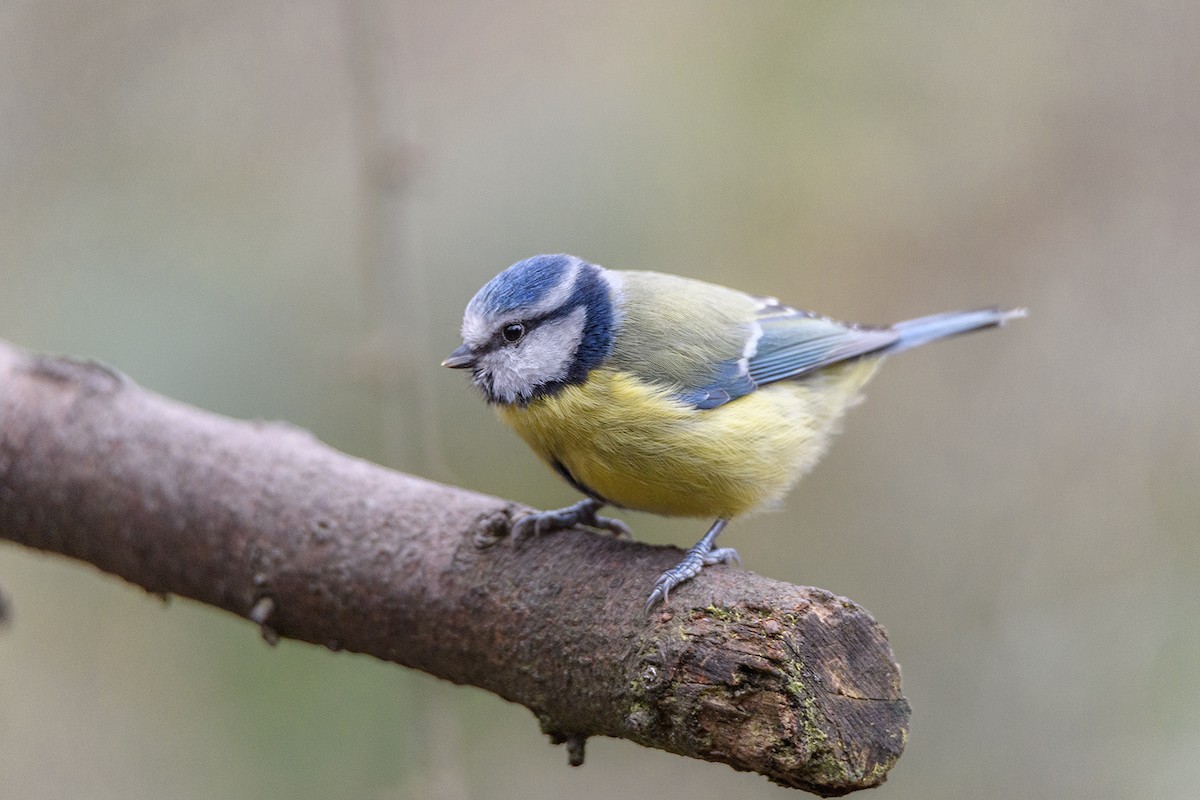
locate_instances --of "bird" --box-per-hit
[443,254,1024,611]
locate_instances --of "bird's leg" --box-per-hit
[645,518,739,612]
[511,497,632,540]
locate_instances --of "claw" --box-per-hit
[511,498,630,540]
[511,508,568,540]
[705,547,740,569]
[644,519,735,613]
[585,511,632,539]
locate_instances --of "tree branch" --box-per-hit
[0,339,908,795]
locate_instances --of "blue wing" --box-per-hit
[673,358,758,410]
[675,299,898,410]
[746,302,898,385]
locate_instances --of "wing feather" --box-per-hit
[671,302,897,409]
[746,311,898,386]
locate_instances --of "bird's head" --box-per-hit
[443,254,619,405]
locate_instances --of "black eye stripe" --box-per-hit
[489,307,565,347]
[484,295,596,357]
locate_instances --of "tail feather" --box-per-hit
[886,307,1027,355]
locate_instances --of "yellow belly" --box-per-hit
[496,362,880,519]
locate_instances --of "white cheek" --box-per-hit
[481,307,587,403]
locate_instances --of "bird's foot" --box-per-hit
[512,498,632,540]
[645,530,739,613]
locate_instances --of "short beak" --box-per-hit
[441,343,476,369]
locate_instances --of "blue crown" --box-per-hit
[471,254,581,317]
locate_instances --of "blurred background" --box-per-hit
[2,2,1198,798]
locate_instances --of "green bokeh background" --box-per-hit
[3,2,1199,798]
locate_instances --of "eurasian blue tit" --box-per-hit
[444,254,1024,610]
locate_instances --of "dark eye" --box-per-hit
[501,322,525,343]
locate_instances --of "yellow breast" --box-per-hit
[496,362,880,519]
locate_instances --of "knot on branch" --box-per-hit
[471,507,519,549]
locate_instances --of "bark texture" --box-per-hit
[0,340,909,795]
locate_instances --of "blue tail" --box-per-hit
[886,307,1027,355]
